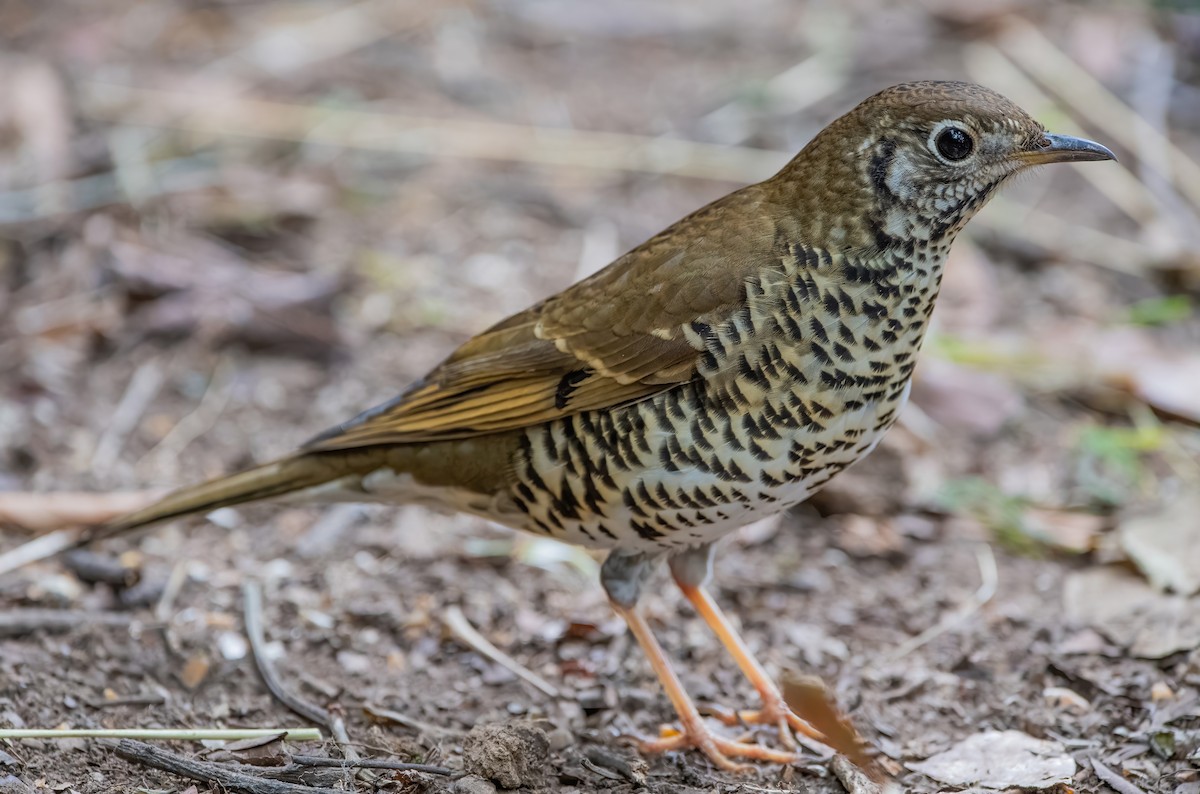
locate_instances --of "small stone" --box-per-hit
[462,721,550,789]
[1151,681,1175,702]
[452,775,498,794]
[547,726,574,752]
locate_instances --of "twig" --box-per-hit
[81,82,787,184]
[0,728,321,741]
[831,754,898,794]
[442,605,560,698]
[0,155,223,224]
[138,358,235,476]
[289,753,452,776]
[90,360,164,471]
[0,531,82,576]
[362,703,455,738]
[198,0,436,83]
[0,609,133,638]
[0,491,160,534]
[964,43,1172,229]
[85,693,168,709]
[241,581,369,781]
[875,543,998,666]
[155,561,190,622]
[111,739,342,794]
[996,18,1200,221]
[976,198,1170,277]
[242,581,329,728]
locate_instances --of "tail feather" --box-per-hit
[85,454,347,544]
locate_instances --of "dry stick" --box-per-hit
[965,44,1171,230]
[81,82,788,184]
[138,357,235,476]
[289,754,451,776]
[874,544,998,668]
[0,608,133,638]
[0,490,161,535]
[977,198,1164,277]
[362,702,455,739]
[831,754,898,794]
[442,605,560,698]
[90,359,165,471]
[197,0,436,83]
[0,729,321,741]
[0,529,86,576]
[241,581,373,783]
[111,739,344,794]
[242,581,329,727]
[154,561,190,623]
[997,18,1200,218]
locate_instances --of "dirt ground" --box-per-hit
[3,1,1200,792]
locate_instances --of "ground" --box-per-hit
[2,1,1200,793]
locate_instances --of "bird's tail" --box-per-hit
[84,453,350,544]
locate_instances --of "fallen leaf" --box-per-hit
[910,359,1024,438]
[1090,327,1200,425]
[1118,492,1200,595]
[1024,507,1105,553]
[179,655,211,690]
[0,490,164,533]
[1091,756,1149,794]
[1063,566,1200,658]
[1127,355,1200,425]
[907,730,1075,789]
[782,672,880,781]
[835,514,906,558]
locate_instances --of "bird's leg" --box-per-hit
[668,544,826,750]
[601,549,796,771]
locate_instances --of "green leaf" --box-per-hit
[1125,295,1191,326]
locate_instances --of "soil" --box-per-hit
[3,2,1200,793]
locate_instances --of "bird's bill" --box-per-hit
[1019,133,1117,165]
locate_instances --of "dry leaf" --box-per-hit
[781,671,881,781]
[1119,492,1200,595]
[910,360,1023,438]
[907,730,1075,789]
[0,491,164,533]
[1063,566,1200,658]
[179,655,211,690]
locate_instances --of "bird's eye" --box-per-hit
[934,126,974,161]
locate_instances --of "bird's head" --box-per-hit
[780,80,1115,252]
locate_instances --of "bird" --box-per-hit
[48,81,1115,770]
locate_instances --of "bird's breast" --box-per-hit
[498,245,946,553]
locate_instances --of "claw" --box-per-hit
[638,722,797,771]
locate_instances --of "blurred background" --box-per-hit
[2,1,1200,792]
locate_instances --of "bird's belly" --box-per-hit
[508,379,910,553]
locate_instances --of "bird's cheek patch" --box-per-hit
[883,152,922,204]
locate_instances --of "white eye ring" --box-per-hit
[928,120,977,164]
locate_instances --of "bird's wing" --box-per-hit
[305,186,782,448]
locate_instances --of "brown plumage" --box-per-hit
[72,81,1115,770]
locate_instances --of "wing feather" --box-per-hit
[305,184,783,450]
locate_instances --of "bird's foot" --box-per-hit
[702,698,822,752]
[638,720,797,772]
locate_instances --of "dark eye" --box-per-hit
[935,126,974,161]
